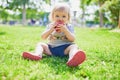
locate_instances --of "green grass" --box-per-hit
[0,25,120,80]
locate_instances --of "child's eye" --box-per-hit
[56,15,59,17]
[63,16,66,18]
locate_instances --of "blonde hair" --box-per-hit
[49,3,71,22]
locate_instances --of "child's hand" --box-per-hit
[49,22,57,31]
[59,24,68,32]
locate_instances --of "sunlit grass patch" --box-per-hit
[0,25,120,80]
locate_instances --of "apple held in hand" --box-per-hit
[54,20,64,33]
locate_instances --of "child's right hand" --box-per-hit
[49,22,57,31]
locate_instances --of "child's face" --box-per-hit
[53,11,69,23]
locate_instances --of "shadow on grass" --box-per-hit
[0,32,6,35]
[41,55,82,74]
[21,55,87,79]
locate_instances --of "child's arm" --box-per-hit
[41,23,55,40]
[63,28,75,42]
[60,24,75,42]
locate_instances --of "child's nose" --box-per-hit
[59,17,63,21]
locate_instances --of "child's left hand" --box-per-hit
[57,24,68,33]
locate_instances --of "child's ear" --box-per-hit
[68,15,70,22]
[67,18,70,23]
[52,14,55,21]
[49,12,54,22]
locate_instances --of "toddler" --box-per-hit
[22,3,86,67]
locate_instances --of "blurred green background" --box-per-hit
[0,0,120,28]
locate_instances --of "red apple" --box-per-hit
[54,20,64,32]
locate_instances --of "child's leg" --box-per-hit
[64,44,78,60]
[34,42,52,57]
[22,42,52,60]
[64,44,86,67]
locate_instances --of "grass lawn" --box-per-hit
[0,25,120,80]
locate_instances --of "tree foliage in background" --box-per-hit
[6,0,30,25]
[0,0,120,28]
[81,0,120,28]
[101,0,120,28]
[0,10,9,21]
[80,0,107,27]
[1,0,52,25]
[26,8,45,20]
[88,0,107,27]
[80,0,92,26]
[0,5,9,21]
